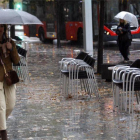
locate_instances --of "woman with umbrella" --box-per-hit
[115,11,139,62]
[0,9,43,140]
[116,19,132,62]
[0,24,20,140]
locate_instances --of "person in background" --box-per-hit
[0,24,20,140]
[116,19,132,62]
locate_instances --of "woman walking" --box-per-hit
[0,24,20,140]
[116,19,132,62]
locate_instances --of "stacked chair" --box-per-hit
[13,45,30,83]
[112,65,140,115]
[60,51,99,100]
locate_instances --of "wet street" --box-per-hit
[6,39,140,140]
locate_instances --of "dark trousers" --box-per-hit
[131,59,140,68]
[119,45,129,60]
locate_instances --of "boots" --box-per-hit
[0,130,8,140]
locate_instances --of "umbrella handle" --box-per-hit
[7,25,11,41]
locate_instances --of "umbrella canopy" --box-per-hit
[0,9,43,25]
[114,11,139,28]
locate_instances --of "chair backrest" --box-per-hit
[16,45,27,58]
[130,59,140,69]
[75,51,88,60]
[89,58,95,67]
[13,36,22,41]
[84,55,95,67]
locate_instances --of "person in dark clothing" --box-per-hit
[116,19,132,62]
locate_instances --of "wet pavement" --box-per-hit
[6,40,140,140]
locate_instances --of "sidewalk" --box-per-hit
[7,42,140,140]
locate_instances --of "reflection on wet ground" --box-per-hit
[7,42,140,140]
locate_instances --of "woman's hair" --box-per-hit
[119,19,128,25]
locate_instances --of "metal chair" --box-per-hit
[112,66,140,114]
[13,45,30,83]
[128,70,140,115]
[112,65,130,110]
[60,54,99,99]
[60,51,88,70]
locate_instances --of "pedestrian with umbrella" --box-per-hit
[0,24,20,140]
[115,11,139,62]
[116,18,132,62]
[0,9,43,140]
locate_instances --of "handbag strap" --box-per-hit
[0,56,8,77]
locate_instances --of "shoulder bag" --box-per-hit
[123,31,132,41]
[0,57,19,86]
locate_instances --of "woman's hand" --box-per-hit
[118,27,122,30]
[6,41,12,50]
[118,27,123,34]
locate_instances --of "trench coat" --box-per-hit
[0,40,20,82]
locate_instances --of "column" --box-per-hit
[82,0,93,56]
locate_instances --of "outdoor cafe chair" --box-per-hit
[61,60,77,97]
[112,66,140,114]
[13,45,30,82]
[60,52,95,73]
[60,51,88,70]
[119,69,139,112]
[118,69,140,114]
[112,65,130,109]
[61,63,98,99]
[112,67,136,108]
[128,70,140,115]
[60,55,99,99]
[75,64,99,99]
[60,51,89,92]
[62,63,94,98]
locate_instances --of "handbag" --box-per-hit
[0,57,19,86]
[123,31,132,41]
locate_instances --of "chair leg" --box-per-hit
[66,77,69,97]
[92,71,100,99]
[60,72,63,94]
[115,86,120,108]
[94,78,100,99]
[62,75,65,95]
[64,76,67,97]
[112,83,116,111]
[86,68,92,97]
[129,90,132,114]
[132,90,134,115]
[80,79,84,91]
[136,91,139,104]
[138,91,140,102]
[83,79,88,93]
